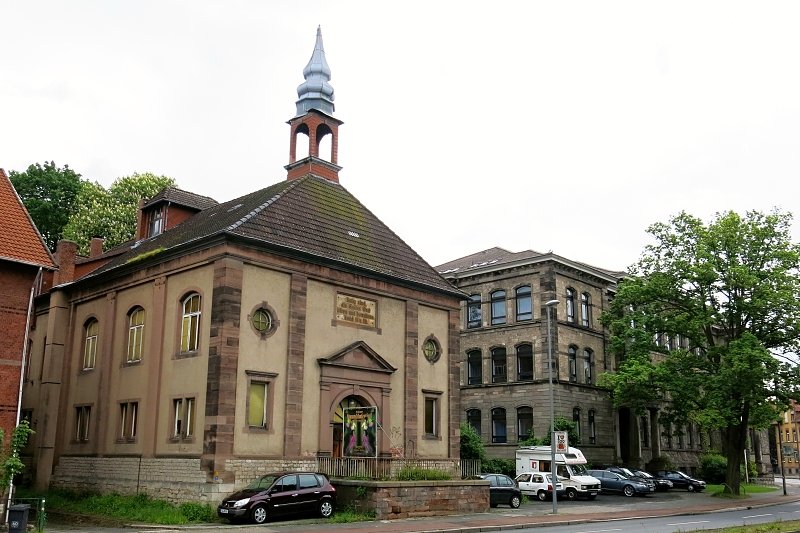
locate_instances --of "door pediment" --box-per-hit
[318,341,397,375]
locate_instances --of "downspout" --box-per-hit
[5,266,41,522]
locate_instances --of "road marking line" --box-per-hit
[667,521,710,526]
[742,514,772,518]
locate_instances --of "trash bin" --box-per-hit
[7,503,30,533]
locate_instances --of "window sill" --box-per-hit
[175,350,199,360]
[422,434,441,441]
[122,359,142,367]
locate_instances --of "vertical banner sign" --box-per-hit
[343,406,378,457]
[555,431,568,453]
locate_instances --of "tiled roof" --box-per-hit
[435,247,626,281]
[143,186,219,211]
[0,168,57,269]
[82,176,462,297]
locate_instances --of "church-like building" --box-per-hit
[22,28,464,503]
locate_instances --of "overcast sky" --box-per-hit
[2,1,799,271]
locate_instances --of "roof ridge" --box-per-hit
[225,178,301,231]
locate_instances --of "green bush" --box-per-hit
[179,501,216,522]
[395,466,451,481]
[699,453,727,483]
[460,423,486,461]
[482,458,515,478]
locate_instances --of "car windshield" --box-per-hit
[571,464,589,475]
[619,467,636,477]
[246,475,277,489]
[637,471,654,478]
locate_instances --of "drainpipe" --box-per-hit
[5,267,41,522]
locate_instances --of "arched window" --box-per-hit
[180,293,201,353]
[127,307,145,363]
[83,319,99,370]
[467,294,482,329]
[515,285,532,321]
[588,410,596,444]
[580,292,591,327]
[568,346,578,383]
[491,347,507,383]
[467,409,481,435]
[573,407,581,440]
[517,406,533,442]
[582,348,594,384]
[467,350,482,385]
[517,343,533,381]
[565,288,575,323]
[490,290,506,325]
[492,408,507,443]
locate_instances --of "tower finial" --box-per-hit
[295,26,335,116]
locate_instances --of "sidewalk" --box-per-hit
[125,483,800,533]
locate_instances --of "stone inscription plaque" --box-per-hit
[336,294,376,328]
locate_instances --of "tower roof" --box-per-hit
[295,26,335,116]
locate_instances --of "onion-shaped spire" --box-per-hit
[295,26,335,116]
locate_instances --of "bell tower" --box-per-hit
[285,26,343,183]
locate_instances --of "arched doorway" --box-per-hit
[331,395,368,458]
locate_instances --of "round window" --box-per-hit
[423,339,440,363]
[251,308,273,333]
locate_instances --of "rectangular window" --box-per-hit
[173,397,196,439]
[248,382,268,428]
[119,401,138,440]
[76,405,91,442]
[423,389,442,438]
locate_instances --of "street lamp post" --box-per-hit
[545,299,560,514]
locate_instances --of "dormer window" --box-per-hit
[149,207,164,237]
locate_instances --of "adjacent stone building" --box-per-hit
[21,28,464,503]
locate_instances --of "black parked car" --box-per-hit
[652,470,706,492]
[218,472,336,524]
[474,473,522,508]
[587,469,654,497]
[630,468,672,491]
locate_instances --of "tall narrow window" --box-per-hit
[248,382,269,428]
[582,348,594,384]
[467,294,482,329]
[687,423,694,447]
[573,407,581,440]
[83,319,99,370]
[568,346,578,382]
[515,285,532,321]
[467,350,482,385]
[119,401,138,440]
[580,292,590,327]
[490,290,506,325]
[492,408,507,443]
[76,405,91,442]
[149,206,164,237]
[127,307,145,362]
[491,347,507,383]
[467,409,481,435]
[517,406,533,441]
[565,288,575,323]
[172,397,196,438]
[424,396,439,437]
[517,343,533,381]
[180,293,201,353]
[588,409,596,444]
[640,415,650,447]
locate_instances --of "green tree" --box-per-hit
[530,417,580,447]
[62,172,175,254]
[9,161,83,251]
[601,209,800,495]
[459,422,486,462]
[0,420,34,507]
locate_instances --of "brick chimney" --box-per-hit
[90,237,105,258]
[53,240,78,285]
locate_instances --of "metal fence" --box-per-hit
[10,496,46,532]
[315,457,481,480]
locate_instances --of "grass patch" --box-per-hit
[706,483,778,498]
[16,488,217,525]
[330,506,376,523]
[700,521,800,532]
[395,466,452,481]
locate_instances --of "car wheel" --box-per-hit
[251,504,268,524]
[623,485,635,497]
[319,499,334,518]
[565,488,578,500]
[687,484,695,492]
[509,495,521,509]
[537,490,548,502]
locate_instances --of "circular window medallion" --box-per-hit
[423,339,440,363]
[251,308,273,333]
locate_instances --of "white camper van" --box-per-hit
[515,446,601,500]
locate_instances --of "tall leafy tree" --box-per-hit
[62,172,175,254]
[601,209,800,495]
[8,161,82,251]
